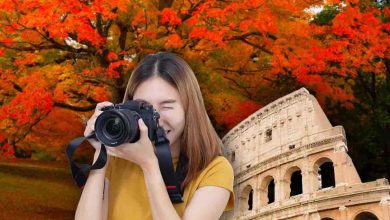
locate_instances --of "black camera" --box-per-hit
[94,100,160,146]
[67,100,184,202]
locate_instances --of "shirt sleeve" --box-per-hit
[198,156,235,211]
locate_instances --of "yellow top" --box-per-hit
[105,156,235,220]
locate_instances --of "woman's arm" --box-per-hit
[102,178,110,219]
[142,158,230,220]
[181,186,230,219]
[75,101,113,220]
[74,151,109,220]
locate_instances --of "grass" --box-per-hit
[0,159,81,220]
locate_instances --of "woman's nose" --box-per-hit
[157,112,168,126]
[158,116,166,126]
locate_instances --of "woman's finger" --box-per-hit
[95,101,114,111]
[84,101,113,137]
[138,119,149,141]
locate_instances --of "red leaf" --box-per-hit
[160,8,182,26]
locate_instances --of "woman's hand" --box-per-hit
[106,119,158,169]
[84,101,114,151]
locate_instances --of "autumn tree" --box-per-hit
[0,0,135,157]
[310,1,390,180]
[0,0,388,180]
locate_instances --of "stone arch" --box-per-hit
[353,211,379,220]
[239,185,254,213]
[259,175,275,206]
[283,166,303,198]
[314,157,335,190]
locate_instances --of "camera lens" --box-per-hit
[104,117,124,138]
[95,109,140,146]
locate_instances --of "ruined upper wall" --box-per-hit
[222,88,340,168]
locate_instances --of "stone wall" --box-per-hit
[222,88,390,220]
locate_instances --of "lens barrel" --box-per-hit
[95,109,140,146]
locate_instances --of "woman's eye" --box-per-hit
[162,106,173,110]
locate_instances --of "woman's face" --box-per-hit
[133,76,185,154]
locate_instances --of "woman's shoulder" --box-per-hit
[200,156,234,178]
[195,156,234,193]
[208,156,232,168]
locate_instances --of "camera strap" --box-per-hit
[154,127,184,203]
[66,131,184,203]
[66,133,107,187]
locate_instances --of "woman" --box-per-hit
[76,52,234,220]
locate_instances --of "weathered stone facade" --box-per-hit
[221,88,390,220]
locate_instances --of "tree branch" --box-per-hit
[180,0,206,22]
[103,7,119,36]
[96,13,103,36]
[222,75,254,99]
[214,67,269,74]
[158,0,174,10]
[53,102,95,112]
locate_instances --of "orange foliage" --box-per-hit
[189,27,227,48]
[13,53,38,68]
[0,143,15,159]
[91,87,111,102]
[82,67,105,76]
[165,34,183,49]
[53,86,69,102]
[132,10,147,27]
[0,38,16,46]
[1,88,53,126]
[0,0,388,158]
[107,52,118,61]
[21,30,42,44]
[160,8,182,26]
[107,60,133,78]
[216,101,262,129]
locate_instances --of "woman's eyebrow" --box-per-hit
[160,99,176,104]
[133,98,176,104]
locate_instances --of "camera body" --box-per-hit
[94,100,160,146]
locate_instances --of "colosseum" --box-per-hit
[221,88,390,220]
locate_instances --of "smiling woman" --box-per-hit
[75,52,234,220]
[132,76,186,158]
